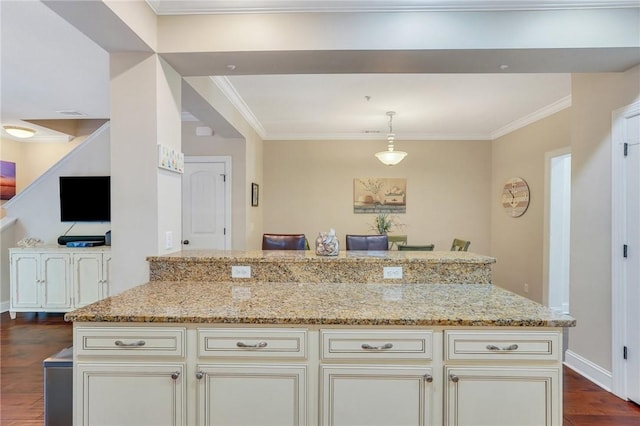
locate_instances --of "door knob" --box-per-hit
[182,240,189,245]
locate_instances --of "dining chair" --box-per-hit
[262,233,308,250]
[450,238,471,251]
[345,234,389,250]
[398,244,435,251]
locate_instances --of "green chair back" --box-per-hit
[398,244,435,251]
[450,238,470,251]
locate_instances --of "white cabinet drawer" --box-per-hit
[198,328,307,358]
[76,327,186,357]
[445,331,561,361]
[321,330,433,360]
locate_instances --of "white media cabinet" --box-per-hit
[9,246,111,319]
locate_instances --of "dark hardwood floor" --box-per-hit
[1,311,639,425]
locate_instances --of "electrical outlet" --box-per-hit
[231,265,251,278]
[383,266,403,279]
[165,231,173,249]
[524,283,529,293]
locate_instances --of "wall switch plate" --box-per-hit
[383,266,403,279]
[165,231,173,249]
[231,265,251,278]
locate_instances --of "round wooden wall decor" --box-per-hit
[501,177,530,217]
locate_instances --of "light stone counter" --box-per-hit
[65,280,575,327]
[147,249,496,284]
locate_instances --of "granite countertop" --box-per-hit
[65,281,575,327]
[146,250,496,264]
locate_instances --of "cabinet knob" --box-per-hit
[195,370,205,380]
[182,240,190,245]
[424,374,433,383]
[171,371,180,380]
[450,374,459,383]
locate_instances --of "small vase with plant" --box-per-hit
[370,213,404,235]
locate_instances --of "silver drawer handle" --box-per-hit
[486,344,519,351]
[114,340,146,347]
[361,343,393,350]
[236,341,268,348]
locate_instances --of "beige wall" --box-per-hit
[491,109,571,302]
[569,66,640,371]
[263,139,492,253]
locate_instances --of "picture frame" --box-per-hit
[353,177,406,214]
[0,160,16,200]
[251,182,259,207]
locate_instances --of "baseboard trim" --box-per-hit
[0,300,10,313]
[564,349,613,392]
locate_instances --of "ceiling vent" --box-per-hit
[56,110,87,117]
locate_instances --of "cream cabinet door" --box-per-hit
[75,363,185,426]
[444,366,561,426]
[10,252,40,309]
[196,364,307,426]
[321,365,434,426]
[73,252,108,307]
[40,253,71,309]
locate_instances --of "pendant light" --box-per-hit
[374,111,407,166]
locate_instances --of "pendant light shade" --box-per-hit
[375,111,407,166]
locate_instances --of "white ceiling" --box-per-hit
[0,1,637,143]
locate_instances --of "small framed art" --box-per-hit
[251,183,259,207]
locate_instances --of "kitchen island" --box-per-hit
[67,279,574,426]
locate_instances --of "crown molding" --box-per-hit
[147,0,640,15]
[263,132,493,141]
[491,95,572,140]
[210,76,267,139]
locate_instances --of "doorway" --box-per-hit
[182,156,231,250]
[544,148,571,314]
[612,101,640,403]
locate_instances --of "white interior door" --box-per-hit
[182,157,230,250]
[612,101,640,403]
[624,112,640,404]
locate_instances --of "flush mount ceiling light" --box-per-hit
[374,111,407,166]
[3,125,36,138]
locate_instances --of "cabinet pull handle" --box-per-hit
[424,374,433,383]
[450,374,459,383]
[171,371,180,380]
[236,341,268,348]
[486,344,519,351]
[114,340,146,347]
[195,370,205,380]
[361,343,393,350]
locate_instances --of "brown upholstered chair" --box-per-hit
[450,238,471,251]
[345,234,389,251]
[262,234,308,250]
[398,244,435,251]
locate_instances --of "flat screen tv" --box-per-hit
[59,176,110,222]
